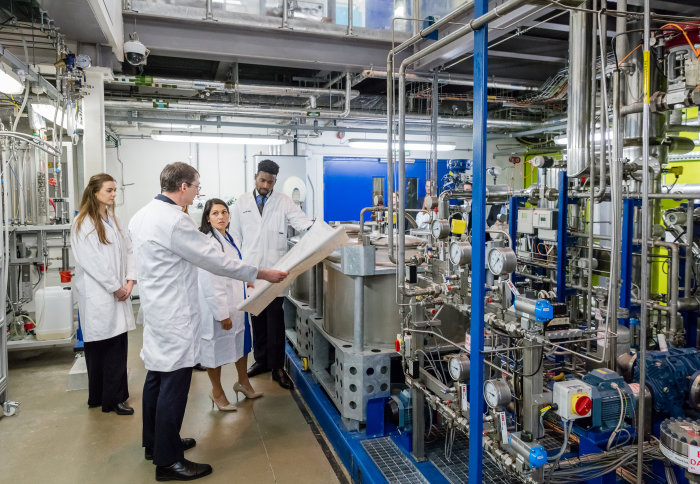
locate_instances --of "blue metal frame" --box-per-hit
[620,199,638,327]
[285,343,449,483]
[469,1,488,482]
[556,171,568,302]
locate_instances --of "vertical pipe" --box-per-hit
[347,0,353,36]
[398,70,407,287]
[430,71,439,197]
[556,171,568,302]
[637,0,651,480]
[686,200,694,297]
[353,276,364,351]
[282,0,289,28]
[567,6,592,177]
[205,0,214,20]
[315,263,324,318]
[468,0,488,482]
[387,56,395,262]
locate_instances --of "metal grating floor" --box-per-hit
[425,428,521,484]
[361,437,429,484]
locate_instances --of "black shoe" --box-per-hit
[247,362,270,378]
[155,459,212,481]
[145,438,197,461]
[272,369,293,390]
[103,402,134,415]
[88,402,101,408]
[193,363,207,372]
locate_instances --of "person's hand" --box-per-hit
[246,283,255,289]
[122,280,135,300]
[220,318,233,330]
[113,287,128,301]
[258,269,288,283]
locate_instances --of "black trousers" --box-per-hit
[84,332,129,411]
[142,367,193,466]
[251,296,285,370]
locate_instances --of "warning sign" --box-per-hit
[689,445,700,474]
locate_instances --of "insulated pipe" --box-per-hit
[638,0,651,479]
[566,6,592,177]
[361,69,539,91]
[353,276,364,351]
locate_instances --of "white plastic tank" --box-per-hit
[34,286,74,340]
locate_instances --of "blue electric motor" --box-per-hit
[582,368,636,432]
[632,346,700,417]
[441,159,472,191]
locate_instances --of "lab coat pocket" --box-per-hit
[275,231,287,250]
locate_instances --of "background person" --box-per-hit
[198,198,263,412]
[129,162,286,482]
[230,159,312,389]
[71,173,136,416]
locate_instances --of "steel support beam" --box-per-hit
[468,0,488,482]
[488,50,567,64]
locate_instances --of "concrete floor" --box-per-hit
[1,325,348,484]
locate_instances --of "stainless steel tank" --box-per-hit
[322,261,401,346]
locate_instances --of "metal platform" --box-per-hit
[362,437,429,484]
[7,335,74,350]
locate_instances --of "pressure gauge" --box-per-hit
[487,247,517,276]
[448,355,470,381]
[484,379,512,409]
[431,219,450,239]
[449,241,472,266]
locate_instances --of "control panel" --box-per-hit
[553,379,593,420]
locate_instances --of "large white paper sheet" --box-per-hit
[237,220,349,316]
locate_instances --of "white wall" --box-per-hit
[104,137,294,223]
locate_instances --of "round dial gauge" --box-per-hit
[449,241,472,266]
[484,379,512,409]
[487,247,517,276]
[431,219,450,239]
[448,355,470,381]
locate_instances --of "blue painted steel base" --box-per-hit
[556,171,568,302]
[285,343,449,483]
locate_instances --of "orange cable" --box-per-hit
[660,23,700,60]
[617,43,642,67]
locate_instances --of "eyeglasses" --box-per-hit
[186,182,202,192]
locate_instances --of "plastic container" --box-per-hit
[34,286,74,340]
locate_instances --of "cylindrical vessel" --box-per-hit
[567,7,592,176]
[322,262,400,346]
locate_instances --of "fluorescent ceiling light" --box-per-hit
[32,103,83,129]
[0,63,23,95]
[151,131,287,145]
[347,139,456,152]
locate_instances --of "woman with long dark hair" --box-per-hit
[198,198,262,411]
[71,173,136,415]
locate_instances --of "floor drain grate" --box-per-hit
[361,437,429,484]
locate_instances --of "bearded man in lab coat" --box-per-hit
[230,159,312,389]
[129,162,287,482]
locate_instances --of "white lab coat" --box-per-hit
[128,198,259,372]
[229,191,311,294]
[197,230,248,368]
[71,215,136,342]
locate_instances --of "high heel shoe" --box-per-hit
[208,393,237,411]
[233,382,263,402]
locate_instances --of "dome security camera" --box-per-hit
[124,35,149,66]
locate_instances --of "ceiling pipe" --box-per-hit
[107,75,359,99]
[358,69,540,91]
[105,72,354,119]
[103,100,540,128]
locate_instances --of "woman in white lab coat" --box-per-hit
[198,198,263,411]
[71,173,136,415]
